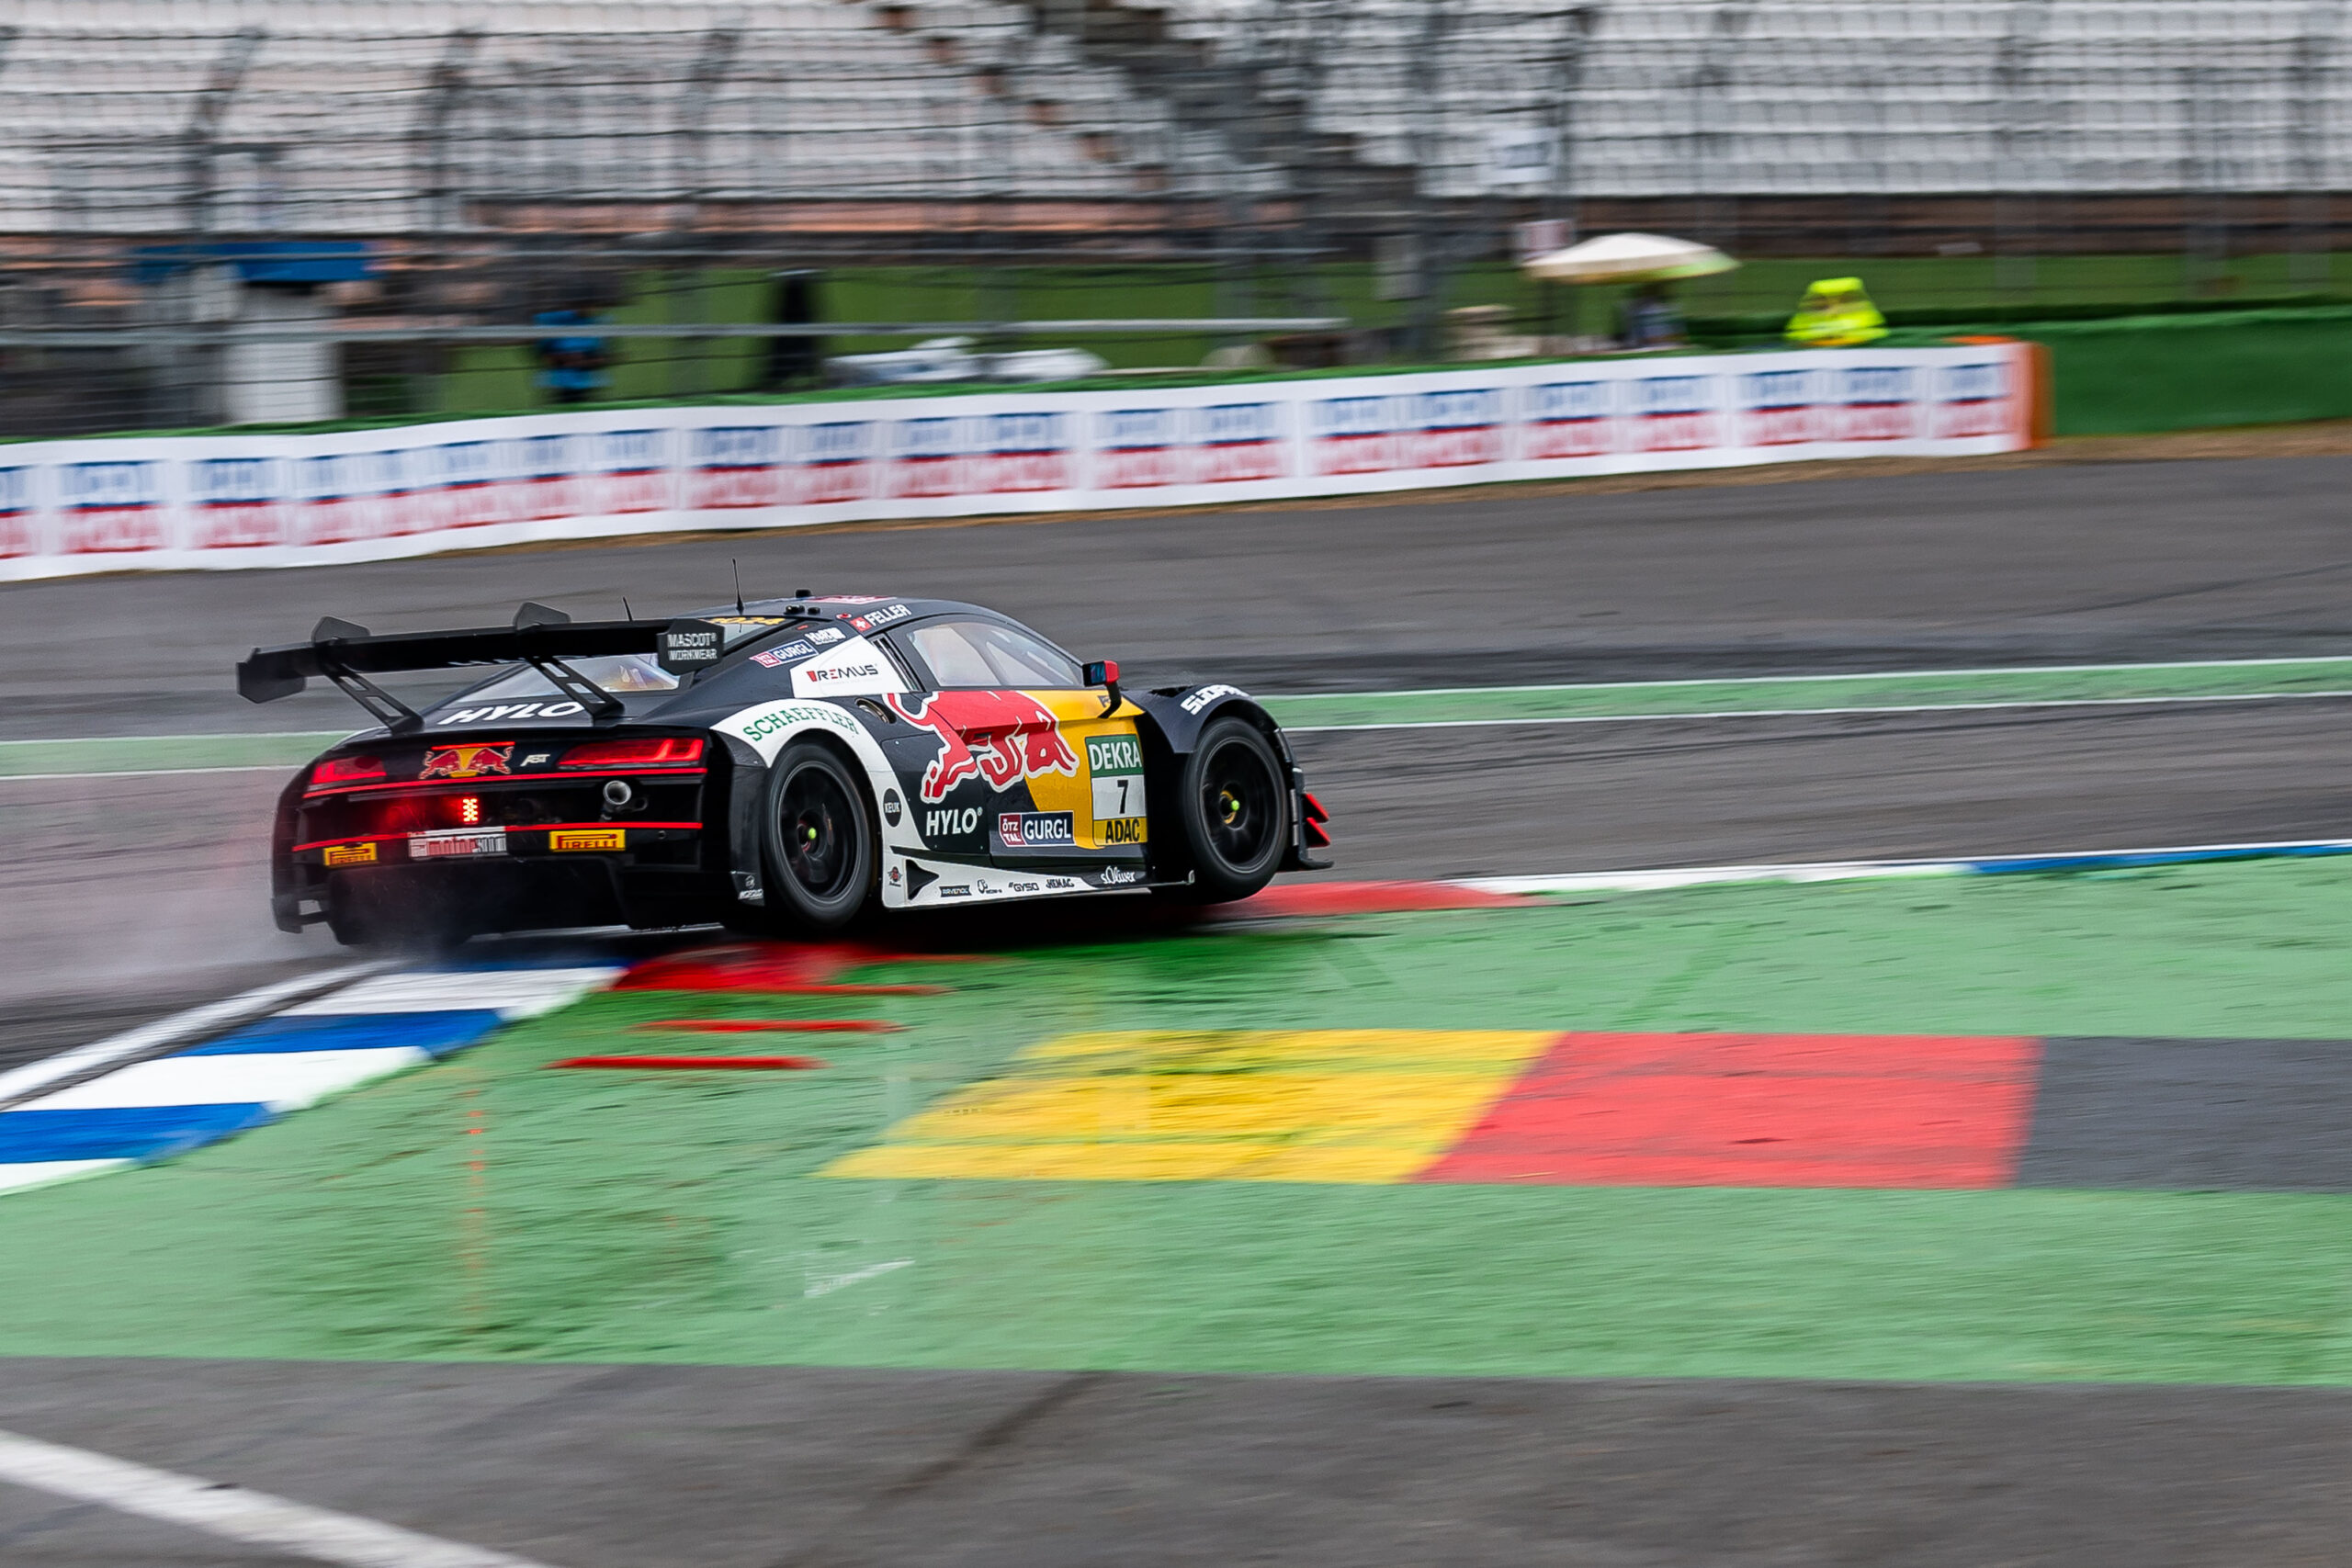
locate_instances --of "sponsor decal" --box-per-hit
[1834,366,1918,441]
[939,885,972,899]
[885,690,1082,804]
[790,634,906,697]
[521,752,553,766]
[1087,732,1148,827]
[1409,389,1504,468]
[1045,876,1082,891]
[1196,401,1285,483]
[1097,865,1146,886]
[998,811,1077,849]
[1180,683,1243,716]
[657,619,725,672]
[1630,376,1718,453]
[824,595,891,604]
[1008,880,1041,894]
[1309,396,1401,476]
[799,420,878,505]
[550,828,627,852]
[1525,379,1613,460]
[845,603,910,633]
[323,842,379,867]
[728,701,865,750]
[411,829,506,859]
[687,425,786,510]
[710,615,790,629]
[420,741,514,779]
[1738,368,1823,446]
[806,626,846,645]
[440,701,587,725]
[750,640,815,669]
[882,789,903,826]
[926,807,981,838]
[190,457,287,549]
[61,459,166,554]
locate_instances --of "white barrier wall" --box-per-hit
[0,344,2035,581]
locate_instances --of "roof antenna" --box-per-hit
[731,558,746,615]
[621,595,635,620]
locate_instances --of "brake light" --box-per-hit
[559,737,705,770]
[312,754,385,785]
[458,795,481,826]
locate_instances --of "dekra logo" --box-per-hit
[1086,734,1142,773]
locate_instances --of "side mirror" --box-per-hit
[1082,659,1121,714]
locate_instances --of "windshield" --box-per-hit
[453,653,680,704]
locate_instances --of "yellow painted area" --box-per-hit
[822,1030,1556,1184]
[1023,691,1146,851]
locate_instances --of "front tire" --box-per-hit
[757,740,876,934]
[1162,716,1289,903]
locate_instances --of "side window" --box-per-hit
[905,619,1083,689]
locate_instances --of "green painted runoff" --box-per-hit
[0,859,2348,1383]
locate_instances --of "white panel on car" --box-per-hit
[789,635,907,699]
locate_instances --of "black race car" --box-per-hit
[238,595,1330,944]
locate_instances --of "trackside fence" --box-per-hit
[0,344,2036,582]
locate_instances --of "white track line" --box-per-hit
[0,1427,562,1568]
[1283,687,2352,732]
[0,964,389,1110]
[1261,652,2352,701]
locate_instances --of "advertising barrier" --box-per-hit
[0,343,2035,581]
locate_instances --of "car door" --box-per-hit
[884,616,1149,872]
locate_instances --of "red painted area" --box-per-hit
[1419,1032,2040,1190]
[617,942,984,994]
[629,1019,901,1033]
[1213,880,1527,919]
[548,1055,827,1071]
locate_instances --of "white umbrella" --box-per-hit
[1522,231,1738,284]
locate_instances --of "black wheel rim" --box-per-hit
[778,763,858,899]
[1196,737,1280,871]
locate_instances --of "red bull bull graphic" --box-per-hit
[419,741,514,780]
[59,460,166,554]
[884,690,1081,804]
[1097,407,1183,490]
[1195,400,1285,482]
[188,457,287,549]
[797,420,878,505]
[594,429,671,514]
[686,425,786,511]
[1931,360,2014,440]
[1522,379,1614,459]
[1833,366,1921,442]
[1310,396,1402,475]
[1629,376,1719,453]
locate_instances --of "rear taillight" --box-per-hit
[312,753,385,785]
[559,737,705,770]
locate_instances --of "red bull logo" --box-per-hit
[420,741,514,780]
[885,692,1080,804]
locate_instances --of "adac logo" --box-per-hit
[420,741,514,780]
[884,691,1080,804]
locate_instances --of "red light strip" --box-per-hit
[304,767,707,799]
[292,822,702,852]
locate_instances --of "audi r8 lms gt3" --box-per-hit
[238,596,1332,944]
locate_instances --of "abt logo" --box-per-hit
[925,807,980,838]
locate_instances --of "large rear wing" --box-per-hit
[236,604,725,734]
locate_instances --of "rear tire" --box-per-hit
[757,740,876,934]
[1159,716,1289,904]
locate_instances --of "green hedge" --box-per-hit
[2016,305,2352,435]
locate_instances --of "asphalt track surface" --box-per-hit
[6,454,2352,1562]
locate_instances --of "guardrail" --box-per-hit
[0,342,2036,581]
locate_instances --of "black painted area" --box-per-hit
[2021,1036,2352,1192]
[0,1359,2346,1567]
